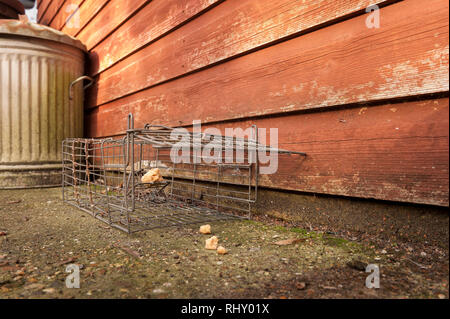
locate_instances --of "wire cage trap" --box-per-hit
[62,114,306,233]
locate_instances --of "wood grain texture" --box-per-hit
[39,0,65,26]
[215,100,449,207]
[37,0,52,22]
[36,0,448,206]
[87,98,449,206]
[76,0,149,51]
[88,0,395,106]
[89,0,223,75]
[48,0,85,31]
[60,0,109,37]
[87,0,449,127]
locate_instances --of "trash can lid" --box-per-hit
[0,19,87,51]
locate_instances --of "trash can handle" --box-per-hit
[69,76,94,100]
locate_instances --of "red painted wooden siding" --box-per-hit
[37,0,450,206]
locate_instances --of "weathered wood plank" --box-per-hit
[47,0,85,31]
[87,0,449,129]
[258,100,449,207]
[215,100,449,207]
[76,0,149,51]
[37,0,52,22]
[88,0,396,106]
[39,0,66,26]
[60,0,109,37]
[87,98,449,206]
[89,0,223,75]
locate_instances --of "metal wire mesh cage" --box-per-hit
[62,114,305,233]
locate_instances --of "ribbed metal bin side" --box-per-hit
[0,21,87,189]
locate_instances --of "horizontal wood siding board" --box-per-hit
[76,0,150,51]
[40,0,66,26]
[89,0,224,75]
[86,98,449,206]
[37,0,52,22]
[49,0,85,31]
[61,0,109,37]
[86,0,449,129]
[88,0,395,106]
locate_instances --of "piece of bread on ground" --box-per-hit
[199,225,211,234]
[141,168,164,183]
[205,236,219,250]
[217,246,228,255]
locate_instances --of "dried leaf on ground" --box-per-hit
[57,257,76,266]
[274,238,304,246]
[25,283,45,290]
[7,200,21,205]
[346,260,366,271]
[43,288,56,294]
[114,243,141,259]
[296,282,307,290]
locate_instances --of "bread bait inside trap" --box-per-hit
[62,114,306,233]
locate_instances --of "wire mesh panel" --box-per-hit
[62,114,305,233]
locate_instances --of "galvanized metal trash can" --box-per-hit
[0,20,91,189]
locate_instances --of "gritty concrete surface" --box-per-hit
[0,188,448,299]
[255,188,449,249]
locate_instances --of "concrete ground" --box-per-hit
[0,188,448,299]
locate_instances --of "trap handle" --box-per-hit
[144,124,172,130]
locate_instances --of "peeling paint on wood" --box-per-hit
[36,0,450,206]
[88,0,223,75]
[60,0,109,37]
[86,98,449,206]
[39,0,65,26]
[87,0,399,107]
[76,0,149,51]
[47,0,85,31]
[37,0,52,22]
[87,0,449,127]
